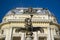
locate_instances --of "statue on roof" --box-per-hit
[28,7,33,13]
[24,7,34,14]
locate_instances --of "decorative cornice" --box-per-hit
[0,21,59,27]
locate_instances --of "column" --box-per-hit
[21,32,25,40]
[34,32,38,40]
[51,28,54,40]
[47,27,51,40]
[5,28,13,40]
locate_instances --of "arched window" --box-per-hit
[39,27,44,33]
[33,27,44,33]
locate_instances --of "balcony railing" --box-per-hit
[38,33,47,37]
[13,33,21,37]
[3,18,52,23]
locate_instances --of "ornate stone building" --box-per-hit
[0,8,60,40]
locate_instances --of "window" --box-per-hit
[13,37,21,40]
[55,28,59,35]
[0,38,5,40]
[39,37,46,40]
[15,28,22,33]
[59,29,60,35]
[15,28,20,33]
[3,18,6,22]
[1,30,4,34]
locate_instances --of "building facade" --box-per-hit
[0,8,60,40]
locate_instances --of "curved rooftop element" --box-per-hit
[5,8,53,16]
[2,7,57,24]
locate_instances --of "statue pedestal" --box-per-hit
[26,35,33,40]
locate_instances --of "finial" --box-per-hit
[30,15,33,18]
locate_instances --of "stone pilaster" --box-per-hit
[51,28,54,40]
[5,28,13,40]
[34,32,38,40]
[21,32,25,40]
[47,27,51,40]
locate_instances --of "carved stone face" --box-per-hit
[25,18,32,26]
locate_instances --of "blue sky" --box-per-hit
[0,0,60,23]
